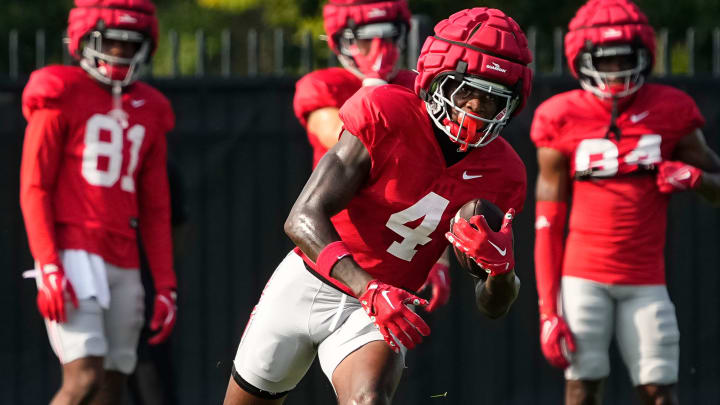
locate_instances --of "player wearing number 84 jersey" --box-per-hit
[531,1,720,403]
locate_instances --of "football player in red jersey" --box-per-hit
[19,1,177,404]
[224,7,531,405]
[531,0,720,404]
[294,0,452,313]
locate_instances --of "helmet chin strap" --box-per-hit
[604,98,621,141]
[442,114,480,152]
[109,82,129,129]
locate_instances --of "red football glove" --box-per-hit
[656,161,702,193]
[36,263,78,323]
[539,313,576,369]
[445,209,515,277]
[359,280,430,353]
[350,37,398,82]
[419,263,451,312]
[148,289,177,345]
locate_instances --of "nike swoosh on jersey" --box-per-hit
[488,240,507,256]
[131,99,146,108]
[630,111,649,123]
[462,171,483,180]
[381,290,396,309]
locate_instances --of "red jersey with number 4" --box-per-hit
[20,65,176,290]
[293,68,417,167]
[531,84,705,285]
[298,84,526,295]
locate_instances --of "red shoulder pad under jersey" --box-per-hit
[293,68,361,127]
[338,85,425,172]
[391,69,418,91]
[638,84,705,137]
[529,90,585,151]
[133,81,176,134]
[485,138,528,214]
[22,65,85,119]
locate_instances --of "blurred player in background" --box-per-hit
[293,0,451,313]
[531,0,720,404]
[19,0,177,404]
[225,7,531,404]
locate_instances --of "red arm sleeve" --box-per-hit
[138,132,176,291]
[534,200,567,315]
[19,109,66,268]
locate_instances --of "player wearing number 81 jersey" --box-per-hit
[20,1,176,404]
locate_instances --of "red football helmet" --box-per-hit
[565,0,656,99]
[68,0,158,86]
[415,8,532,150]
[323,0,411,78]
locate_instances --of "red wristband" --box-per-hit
[316,241,353,279]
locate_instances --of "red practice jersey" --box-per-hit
[20,65,176,290]
[531,84,705,285]
[298,84,526,295]
[293,68,417,167]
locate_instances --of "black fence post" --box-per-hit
[686,27,695,76]
[658,28,670,76]
[714,28,720,78]
[552,27,563,76]
[170,29,180,78]
[274,28,283,76]
[222,29,232,77]
[35,30,45,70]
[408,15,433,70]
[300,31,313,74]
[196,29,205,77]
[248,29,258,77]
[527,26,537,73]
[9,30,19,79]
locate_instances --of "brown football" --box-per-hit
[448,199,505,280]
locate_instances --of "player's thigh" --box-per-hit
[614,285,679,386]
[103,265,145,375]
[44,298,108,365]
[562,276,614,381]
[319,304,407,403]
[232,252,323,397]
[331,340,404,405]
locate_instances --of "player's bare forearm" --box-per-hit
[674,129,720,205]
[696,172,720,205]
[474,269,520,319]
[284,130,373,295]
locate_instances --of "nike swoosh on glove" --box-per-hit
[419,263,451,312]
[37,263,78,323]
[359,280,430,353]
[351,37,399,83]
[148,289,177,345]
[656,160,702,193]
[445,209,515,277]
[539,313,576,369]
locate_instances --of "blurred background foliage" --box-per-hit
[1,0,720,76]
